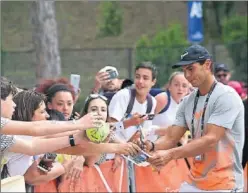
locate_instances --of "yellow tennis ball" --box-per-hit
[86,122,110,143]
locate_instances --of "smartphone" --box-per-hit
[147,114,155,120]
[107,70,118,80]
[37,153,57,172]
[70,74,80,94]
[139,114,155,120]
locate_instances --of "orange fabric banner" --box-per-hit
[135,159,190,192]
[34,179,57,192]
[244,164,248,192]
[58,160,128,192]
[34,158,245,192]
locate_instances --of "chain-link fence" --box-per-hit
[1,41,247,101]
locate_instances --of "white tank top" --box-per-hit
[152,93,179,128]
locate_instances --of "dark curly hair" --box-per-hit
[35,77,76,104]
[12,90,46,122]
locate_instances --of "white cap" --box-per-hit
[99,66,119,76]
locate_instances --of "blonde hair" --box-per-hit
[163,71,184,89]
[168,71,184,85]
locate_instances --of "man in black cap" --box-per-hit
[214,63,231,85]
[144,45,245,192]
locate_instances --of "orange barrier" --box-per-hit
[35,158,246,192]
[58,159,128,192]
[135,159,190,192]
[34,179,57,192]
[244,164,247,192]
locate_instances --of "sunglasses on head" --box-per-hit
[216,73,227,78]
[85,94,108,104]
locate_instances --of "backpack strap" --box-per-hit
[159,90,171,114]
[125,88,136,117]
[146,94,153,114]
[125,88,154,117]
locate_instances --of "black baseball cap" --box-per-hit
[215,63,229,73]
[172,45,211,69]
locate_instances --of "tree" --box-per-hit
[203,1,234,41]
[222,15,247,81]
[31,0,61,82]
[135,23,189,87]
[97,2,123,37]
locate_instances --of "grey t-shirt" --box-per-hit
[174,82,244,191]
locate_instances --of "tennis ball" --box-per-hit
[86,122,110,143]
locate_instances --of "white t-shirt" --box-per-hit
[5,135,34,176]
[108,88,156,160]
[109,88,157,141]
[152,93,180,128]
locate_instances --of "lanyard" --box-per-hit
[191,81,217,138]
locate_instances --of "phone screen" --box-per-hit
[70,74,80,93]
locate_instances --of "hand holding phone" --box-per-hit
[37,153,57,172]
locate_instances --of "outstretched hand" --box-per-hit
[78,113,103,129]
[147,150,173,170]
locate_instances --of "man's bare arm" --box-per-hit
[153,125,187,151]
[169,124,226,160]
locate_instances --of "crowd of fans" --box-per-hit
[1,45,247,192]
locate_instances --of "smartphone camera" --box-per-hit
[107,70,118,80]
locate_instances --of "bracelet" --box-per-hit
[150,141,155,151]
[69,135,76,147]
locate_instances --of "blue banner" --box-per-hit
[188,1,204,43]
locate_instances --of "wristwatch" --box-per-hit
[69,135,75,147]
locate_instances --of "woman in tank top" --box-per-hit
[153,72,191,135]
